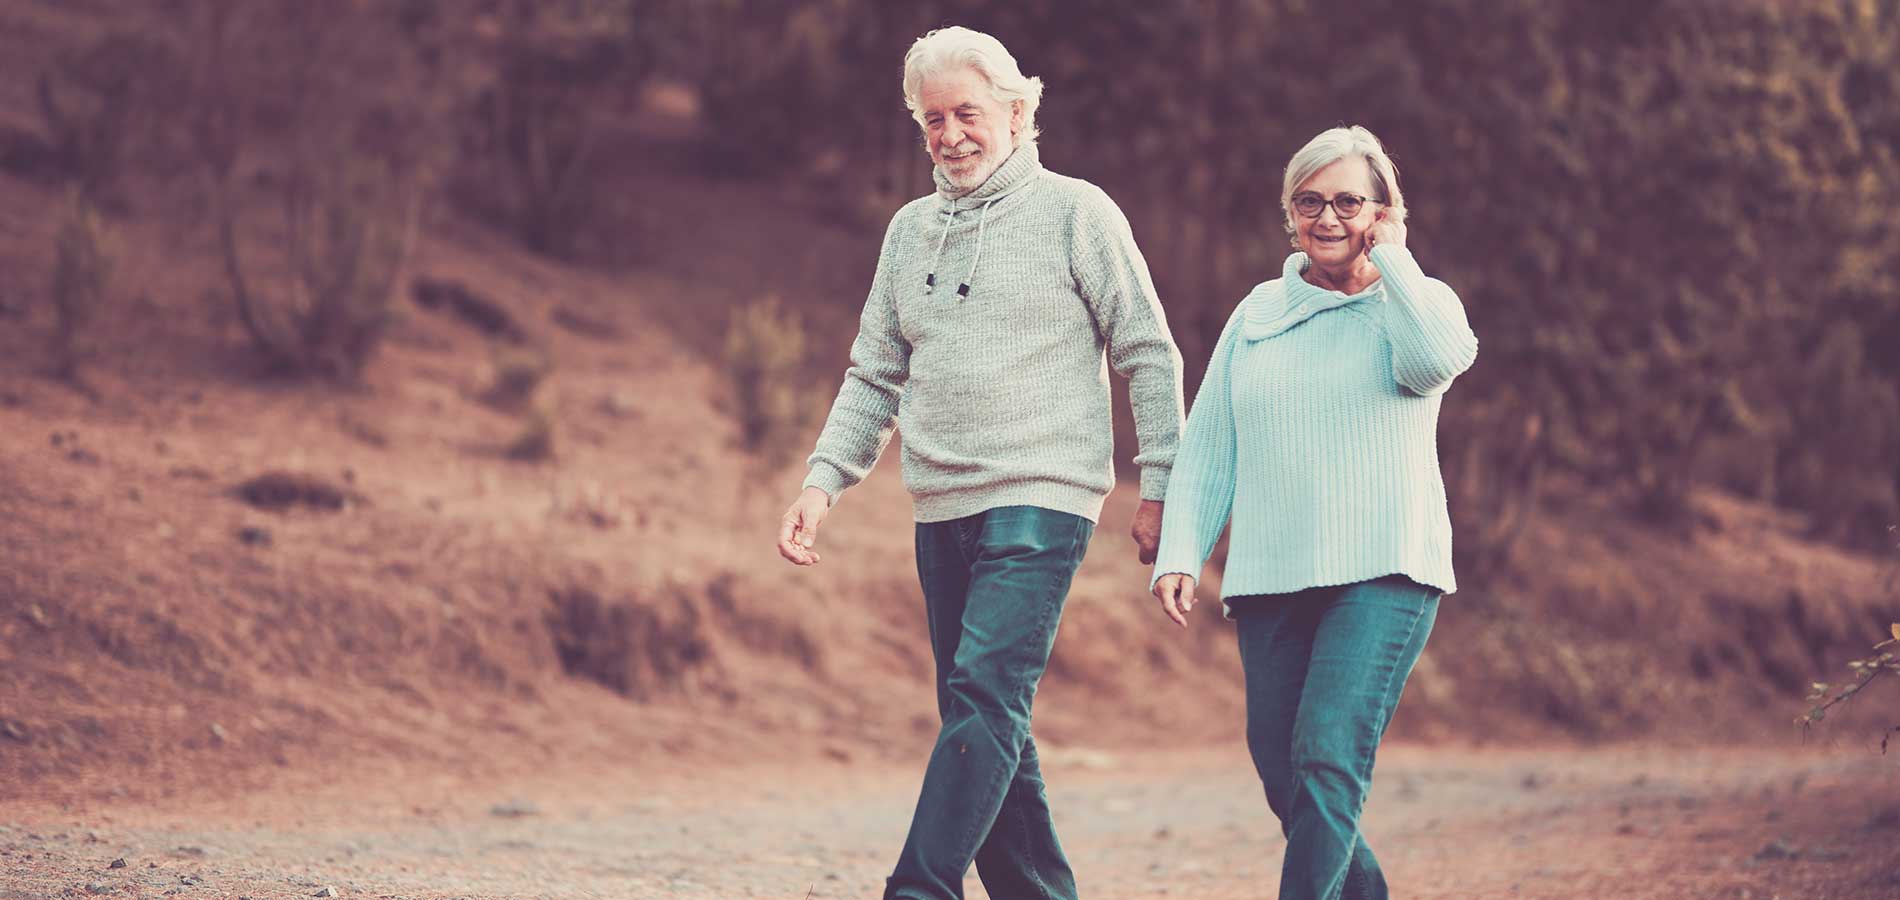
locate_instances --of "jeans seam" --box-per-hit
[923,509,1087,900]
[1014,514,1084,900]
[1322,585,1428,900]
[1010,793,1055,899]
[1358,597,1427,781]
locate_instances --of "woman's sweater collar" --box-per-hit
[1241,252,1385,340]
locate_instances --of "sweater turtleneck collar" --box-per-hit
[920,144,1043,300]
[933,143,1042,210]
[1241,252,1385,340]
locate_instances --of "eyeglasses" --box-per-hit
[1290,191,1381,220]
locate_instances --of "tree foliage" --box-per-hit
[669,0,1900,556]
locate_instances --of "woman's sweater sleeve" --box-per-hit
[1370,245,1478,396]
[1149,305,1245,589]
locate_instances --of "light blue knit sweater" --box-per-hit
[1151,245,1477,608]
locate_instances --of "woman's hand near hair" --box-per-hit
[1152,573,1198,628]
[1366,206,1407,251]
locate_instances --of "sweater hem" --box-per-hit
[911,482,1108,525]
[1215,567,1457,620]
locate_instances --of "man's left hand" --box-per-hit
[1131,499,1162,565]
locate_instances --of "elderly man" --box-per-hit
[774,25,1184,900]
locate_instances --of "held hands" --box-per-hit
[776,486,831,566]
[1131,499,1162,565]
[1365,206,1407,252]
[1152,573,1197,628]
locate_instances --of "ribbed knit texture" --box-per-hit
[1151,244,1478,608]
[803,144,1185,524]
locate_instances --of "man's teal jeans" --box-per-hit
[1230,575,1440,900]
[885,506,1094,900]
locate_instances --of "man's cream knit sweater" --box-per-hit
[803,145,1185,524]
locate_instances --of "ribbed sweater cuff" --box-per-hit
[801,462,851,504]
[1149,558,1200,590]
[1138,465,1171,502]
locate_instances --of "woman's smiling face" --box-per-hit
[1290,158,1382,268]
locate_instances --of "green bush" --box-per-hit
[484,344,554,414]
[456,3,658,257]
[672,0,1900,548]
[188,0,435,380]
[212,153,420,380]
[50,190,114,378]
[505,396,558,462]
[37,31,185,208]
[1803,533,1900,745]
[723,295,809,465]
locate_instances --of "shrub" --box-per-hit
[189,0,434,380]
[505,394,558,463]
[1802,531,1900,748]
[212,154,421,379]
[483,344,553,414]
[458,5,655,257]
[723,294,809,464]
[1802,623,1900,749]
[50,190,114,378]
[36,31,185,208]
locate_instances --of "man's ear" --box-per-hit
[1010,99,1025,135]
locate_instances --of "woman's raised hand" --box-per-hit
[1365,206,1407,251]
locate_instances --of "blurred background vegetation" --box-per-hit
[686,0,1900,574]
[8,0,1897,566]
[3,0,1899,794]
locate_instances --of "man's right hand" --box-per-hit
[1151,573,1197,628]
[777,487,832,566]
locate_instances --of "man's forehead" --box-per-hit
[918,69,993,105]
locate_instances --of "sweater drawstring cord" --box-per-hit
[924,207,954,293]
[957,198,997,299]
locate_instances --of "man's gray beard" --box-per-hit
[940,157,999,191]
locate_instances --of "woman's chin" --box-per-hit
[1304,242,1359,265]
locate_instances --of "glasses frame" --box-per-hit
[1290,191,1382,220]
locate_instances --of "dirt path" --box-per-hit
[4,743,1898,900]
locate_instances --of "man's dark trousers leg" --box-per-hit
[886,505,1094,900]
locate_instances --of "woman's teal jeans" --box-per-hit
[1230,575,1440,900]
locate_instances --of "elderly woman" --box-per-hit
[1149,126,1477,900]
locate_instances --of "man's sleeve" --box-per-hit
[1070,188,1186,501]
[801,215,911,503]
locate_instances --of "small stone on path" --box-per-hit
[489,799,539,818]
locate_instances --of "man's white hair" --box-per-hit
[1281,126,1407,243]
[902,26,1043,147]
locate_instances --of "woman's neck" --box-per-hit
[1303,255,1381,295]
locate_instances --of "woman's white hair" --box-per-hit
[1281,126,1406,245]
[902,26,1043,147]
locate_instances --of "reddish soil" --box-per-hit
[3,744,1899,899]
[2,3,1898,897]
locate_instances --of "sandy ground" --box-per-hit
[5,742,1899,900]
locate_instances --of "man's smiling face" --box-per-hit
[918,66,1021,191]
